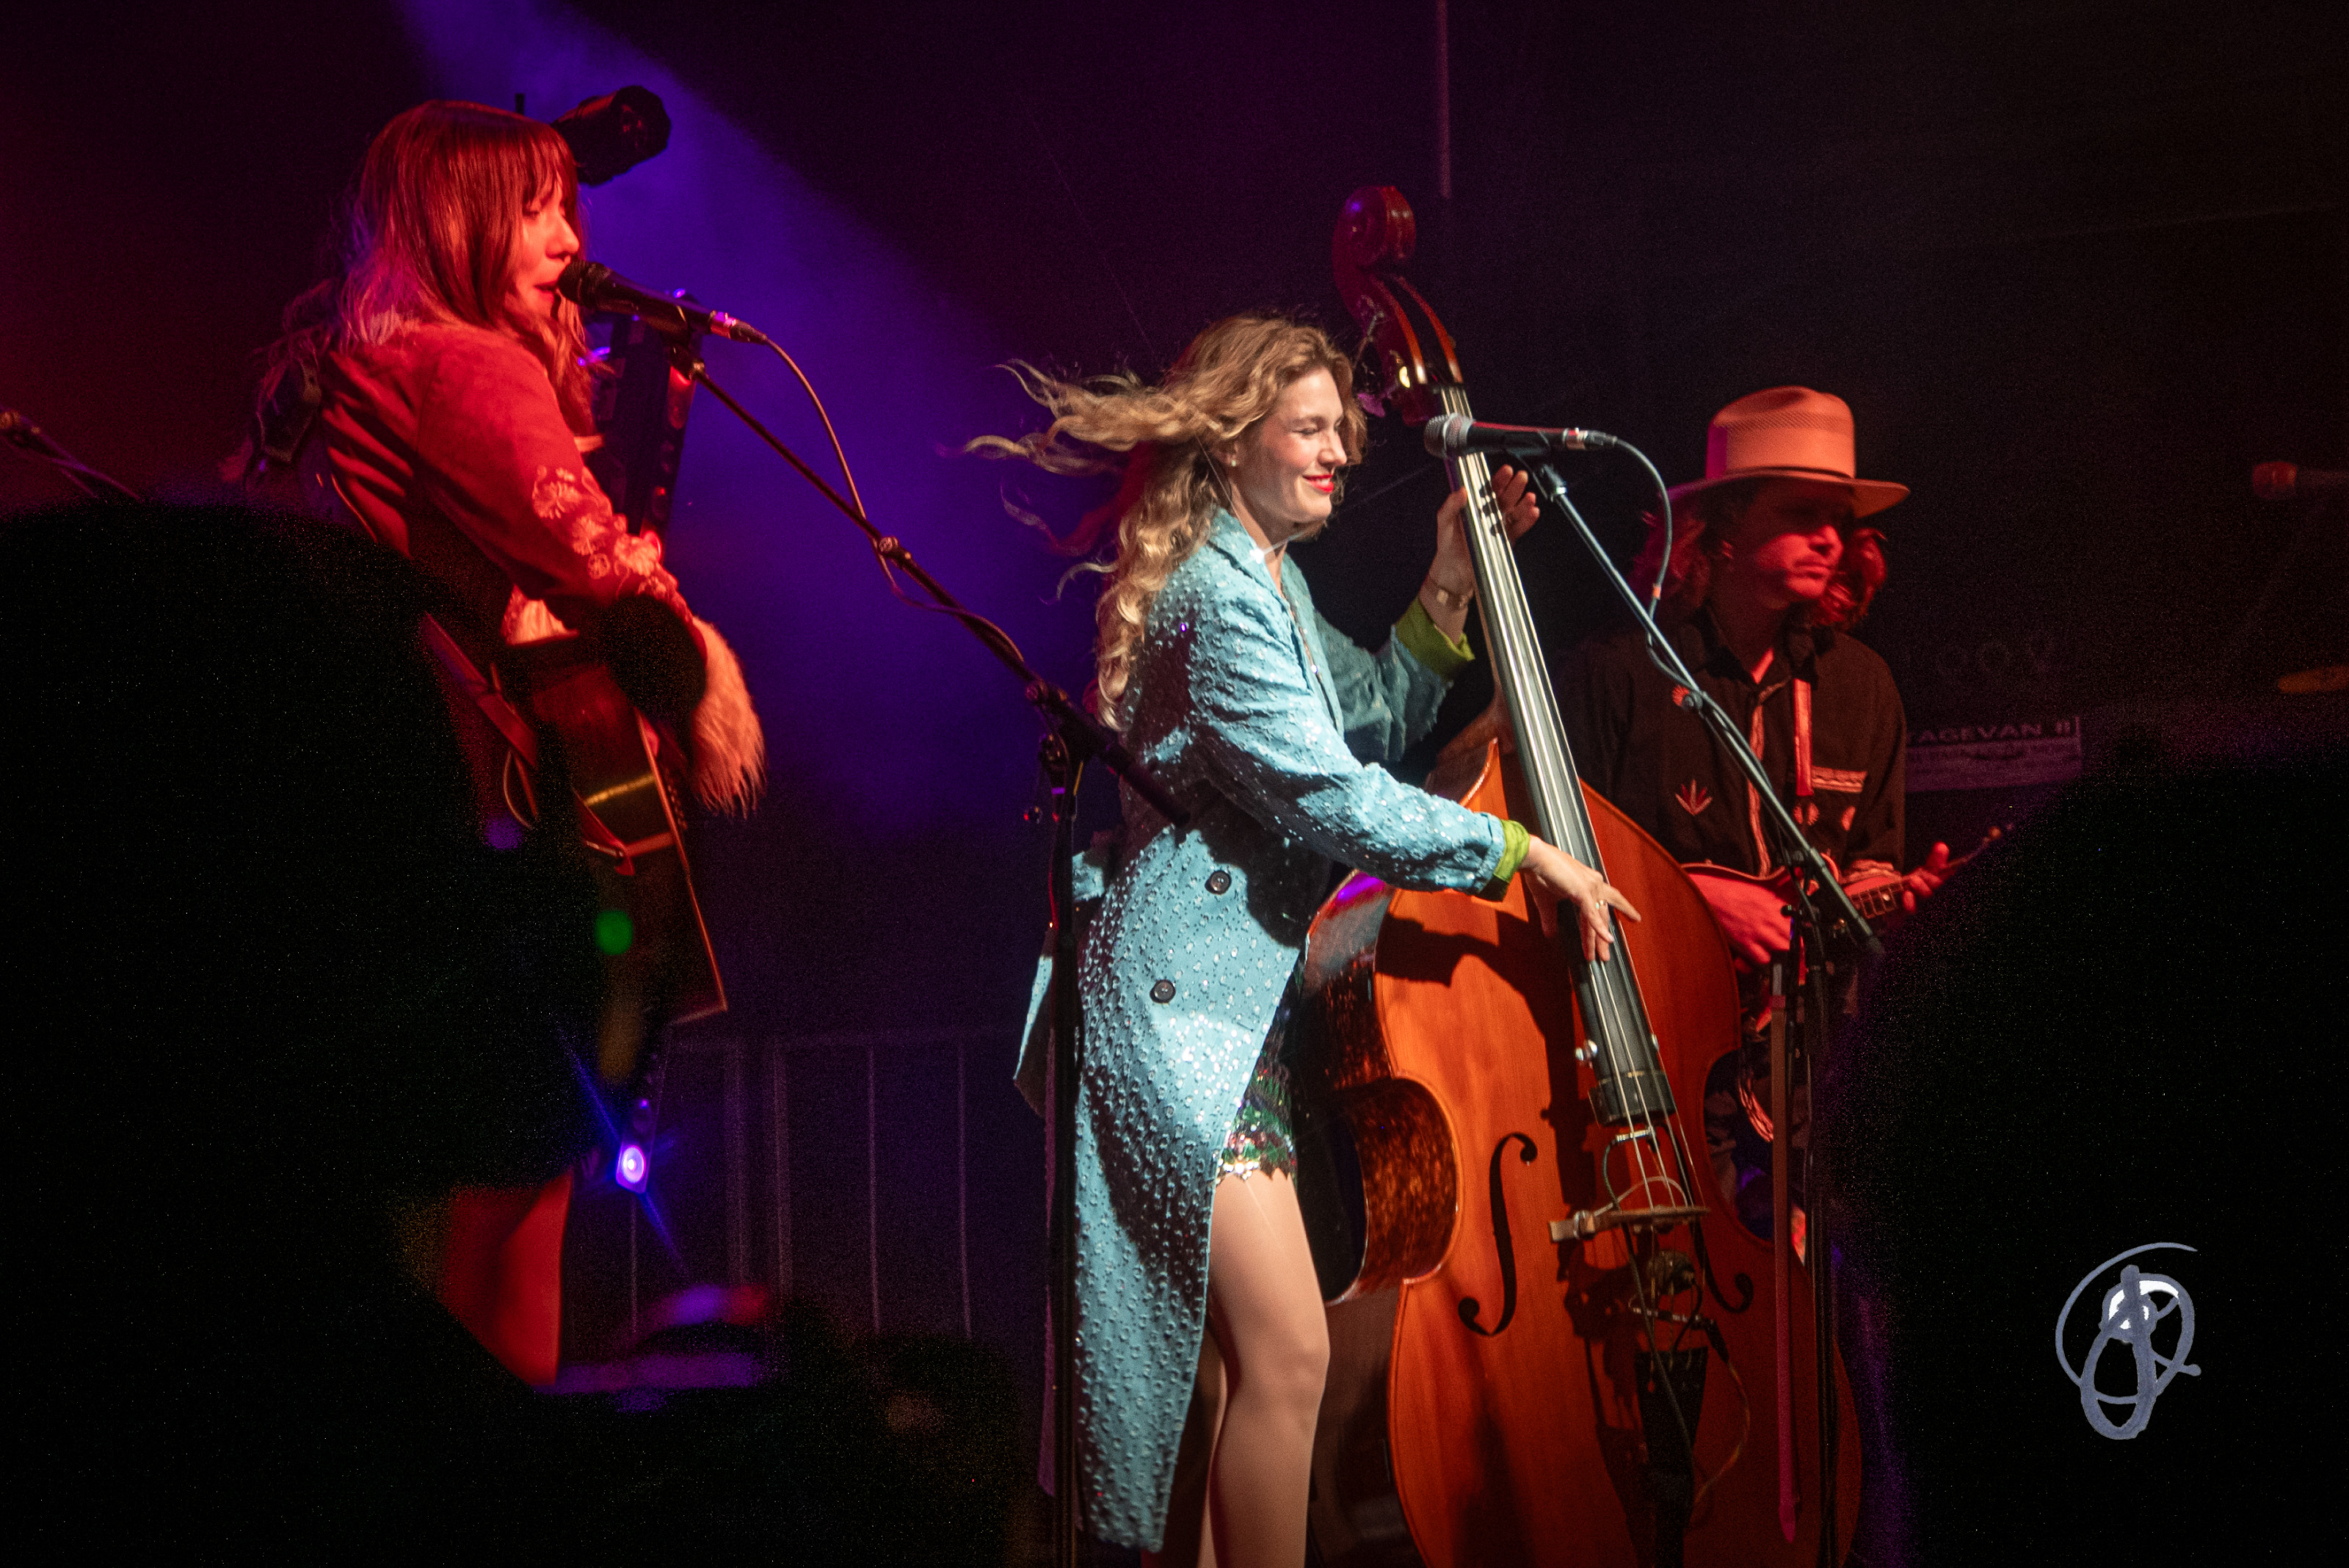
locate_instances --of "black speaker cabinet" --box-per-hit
[1820,747,2339,1564]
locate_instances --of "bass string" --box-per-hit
[1451,446,1610,1004]
[1448,436,1655,1116]
[1441,399,1585,854]
[1445,393,1678,1135]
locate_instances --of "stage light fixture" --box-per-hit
[550,86,670,186]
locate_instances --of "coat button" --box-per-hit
[1205,870,1232,894]
[1150,979,1177,1003]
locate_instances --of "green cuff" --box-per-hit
[1476,818,1531,901]
[1393,595,1474,681]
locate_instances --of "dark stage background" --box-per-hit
[6,0,2343,1522]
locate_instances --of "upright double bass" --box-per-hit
[1293,187,1861,1567]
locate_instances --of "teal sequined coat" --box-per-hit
[1020,512,1512,1548]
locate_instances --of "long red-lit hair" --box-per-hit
[1631,479,1887,631]
[253,101,595,438]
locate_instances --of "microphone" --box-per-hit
[2253,462,2349,501]
[556,258,771,345]
[1423,414,1621,459]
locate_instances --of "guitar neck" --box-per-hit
[1838,830,2002,923]
[1848,880,1903,921]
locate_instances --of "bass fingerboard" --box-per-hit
[1434,384,1674,1127]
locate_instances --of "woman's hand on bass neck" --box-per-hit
[1423,465,1538,639]
[1520,837,1642,962]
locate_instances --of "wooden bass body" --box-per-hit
[1295,730,1862,1567]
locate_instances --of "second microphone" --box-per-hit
[1423,413,1620,459]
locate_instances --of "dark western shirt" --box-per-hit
[1555,609,1907,881]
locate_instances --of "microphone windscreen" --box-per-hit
[554,258,603,307]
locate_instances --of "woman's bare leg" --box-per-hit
[426,1170,573,1386]
[1202,1169,1329,1568]
[1143,1324,1226,1568]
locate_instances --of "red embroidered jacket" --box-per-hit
[309,322,766,823]
[316,322,696,667]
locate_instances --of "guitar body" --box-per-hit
[1297,733,1861,1567]
[1689,824,2003,930]
[510,636,725,1086]
[314,468,723,1090]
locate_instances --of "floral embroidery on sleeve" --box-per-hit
[530,464,677,592]
[529,464,597,529]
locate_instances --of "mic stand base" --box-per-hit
[1794,899,1843,1568]
[1043,733,1083,1568]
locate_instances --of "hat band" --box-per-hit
[1709,462,1859,482]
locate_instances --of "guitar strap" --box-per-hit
[321,472,538,758]
[1743,676,1818,870]
[1793,678,1816,826]
[1744,715,1768,871]
[416,614,540,767]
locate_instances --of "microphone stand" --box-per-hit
[1526,461,1872,1567]
[1522,462,1878,957]
[1,407,139,502]
[666,334,1184,1568]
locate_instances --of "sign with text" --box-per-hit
[1907,716,2082,793]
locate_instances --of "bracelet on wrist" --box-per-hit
[1423,576,1475,613]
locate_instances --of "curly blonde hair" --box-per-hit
[970,314,1368,722]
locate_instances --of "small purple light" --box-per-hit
[616,1143,648,1191]
[483,814,523,852]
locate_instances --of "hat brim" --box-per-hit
[1666,470,1909,519]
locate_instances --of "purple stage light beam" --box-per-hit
[393,0,1092,832]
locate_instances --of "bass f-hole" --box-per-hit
[1458,1131,1539,1336]
[1295,183,1862,1568]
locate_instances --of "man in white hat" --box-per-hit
[1556,386,1947,1234]
[1559,385,1947,958]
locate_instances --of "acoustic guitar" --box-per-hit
[423,617,725,1092]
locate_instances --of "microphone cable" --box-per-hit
[749,337,879,586]
[730,335,1039,668]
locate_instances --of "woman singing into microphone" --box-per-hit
[986,316,1635,1565]
[242,100,762,1388]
